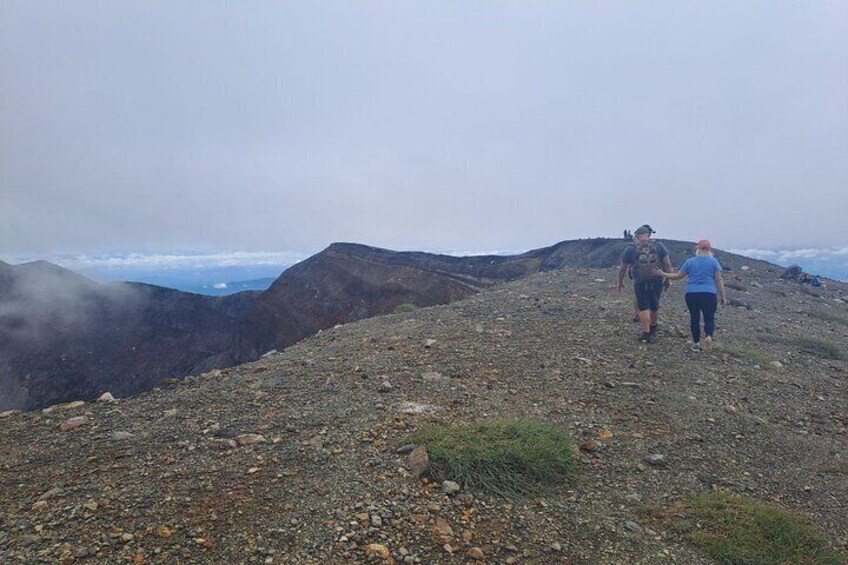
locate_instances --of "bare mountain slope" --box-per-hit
[1,263,846,563]
[0,262,255,411]
[0,240,799,411]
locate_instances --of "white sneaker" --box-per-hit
[691,342,701,352]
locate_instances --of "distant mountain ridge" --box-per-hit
[0,238,784,411]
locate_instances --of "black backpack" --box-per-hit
[633,240,660,280]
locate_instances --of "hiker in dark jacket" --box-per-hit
[653,239,727,352]
[617,225,672,343]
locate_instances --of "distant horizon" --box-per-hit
[3,238,846,286]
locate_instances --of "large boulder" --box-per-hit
[780,265,803,280]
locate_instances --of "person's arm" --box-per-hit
[715,270,727,305]
[660,253,673,287]
[654,269,686,280]
[653,255,686,280]
[617,263,628,291]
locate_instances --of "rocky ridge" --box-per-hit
[1,262,847,563]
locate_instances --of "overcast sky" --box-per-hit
[2,1,846,258]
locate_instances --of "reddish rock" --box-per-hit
[58,416,88,431]
[407,445,429,477]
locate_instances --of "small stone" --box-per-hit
[769,361,784,369]
[378,381,393,393]
[422,371,445,382]
[234,433,267,446]
[370,514,382,527]
[432,517,454,536]
[725,405,737,414]
[407,445,429,477]
[580,438,599,452]
[38,487,63,501]
[111,431,135,440]
[441,480,461,495]
[462,530,473,543]
[467,547,485,560]
[59,416,88,432]
[247,467,260,474]
[0,410,21,418]
[157,526,173,538]
[550,542,562,551]
[644,454,667,467]
[424,339,438,348]
[31,500,48,511]
[365,543,391,560]
[163,408,178,418]
[83,501,98,511]
[396,444,417,454]
[121,533,135,543]
[97,392,116,402]
[624,520,643,533]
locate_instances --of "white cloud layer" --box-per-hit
[37,251,307,271]
[728,247,848,264]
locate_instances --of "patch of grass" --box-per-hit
[808,310,848,327]
[716,345,772,367]
[393,303,418,314]
[726,281,748,292]
[408,419,575,497]
[649,493,842,564]
[763,336,846,361]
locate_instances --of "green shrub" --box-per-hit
[808,310,848,327]
[393,303,418,314]
[764,336,846,361]
[650,493,842,564]
[409,419,575,497]
[716,345,772,367]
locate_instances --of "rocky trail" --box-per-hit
[2,265,847,564]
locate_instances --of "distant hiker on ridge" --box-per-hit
[653,239,727,352]
[617,225,672,343]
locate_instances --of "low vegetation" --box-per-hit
[764,336,846,361]
[393,303,418,313]
[409,419,575,497]
[725,281,748,292]
[716,345,772,367]
[808,310,848,327]
[647,493,842,564]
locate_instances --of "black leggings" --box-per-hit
[685,292,717,343]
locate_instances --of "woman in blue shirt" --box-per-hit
[654,240,727,351]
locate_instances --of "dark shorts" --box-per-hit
[634,279,664,311]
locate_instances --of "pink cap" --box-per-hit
[697,239,711,250]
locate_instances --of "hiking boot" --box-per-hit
[640,333,652,344]
[691,342,701,352]
[649,324,658,337]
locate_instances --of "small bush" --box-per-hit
[717,345,772,367]
[393,303,418,314]
[649,493,841,564]
[808,310,848,327]
[764,336,846,361]
[409,419,575,497]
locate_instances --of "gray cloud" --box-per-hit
[2,1,846,256]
